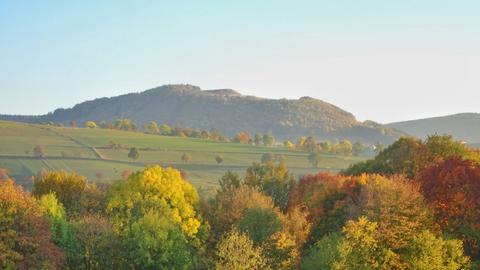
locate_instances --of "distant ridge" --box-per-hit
[0,84,406,144]
[388,113,480,143]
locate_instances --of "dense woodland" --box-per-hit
[1,134,480,269]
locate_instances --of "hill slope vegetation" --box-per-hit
[388,113,480,143]
[1,84,405,144]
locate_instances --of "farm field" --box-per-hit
[0,120,367,196]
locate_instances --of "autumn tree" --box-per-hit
[33,171,106,217]
[107,165,202,238]
[215,228,269,270]
[159,124,173,135]
[0,179,64,269]
[283,140,294,149]
[84,121,97,128]
[234,131,251,144]
[146,121,160,134]
[73,214,123,269]
[334,140,353,156]
[128,147,140,161]
[418,157,480,259]
[114,119,136,131]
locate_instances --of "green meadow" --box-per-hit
[0,120,366,196]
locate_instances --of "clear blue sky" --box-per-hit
[1,1,479,123]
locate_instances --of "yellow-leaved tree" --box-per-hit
[107,165,201,237]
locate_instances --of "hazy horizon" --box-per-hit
[1,1,479,123]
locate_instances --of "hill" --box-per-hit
[0,121,366,196]
[387,113,480,143]
[0,84,405,144]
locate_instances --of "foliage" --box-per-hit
[263,134,275,147]
[159,124,173,135]
[418,157,480,259]
[353,141,366,156]
[84,121,97,128]
[123,212,195,270]
[128,147,140,160]
[405,230,470,270]
[73,214,123,269]
[308,152,322,168]
[215,154,224,164]
[114,118,137,131]
[0,179,64,269]
[237,207,282,245]
[244,162,295,211]
[234,131,251,144]
[343,135,479,178]
[33,171,105,217]
[356,174,435,251]
[215,228,269,270]
[37,193,81,268]
[147,121,160,134]
[106,165,201,238]
[302,232,342,270]
[181,153,192,163]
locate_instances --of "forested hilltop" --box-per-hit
[0,84,405,144]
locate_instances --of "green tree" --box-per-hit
[283,140,294,149]
[37,193,81,268]
[123,212,195,270]
[303,136,317,152]
[128,147,140,161]
[254,133,263,146]
[244,162,295,211]
[302,233,342,270]
[263,134,275,147]
[182,153,192,163]
[261,153,275,164]
[352,142,366,156]
[405,230,470,270]
[215,228,269,270]
[308,152,322,168]
[237,207,282,245]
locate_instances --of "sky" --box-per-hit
[1,0,479,123]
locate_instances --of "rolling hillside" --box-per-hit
[0,84,405,144]
[0,121,366,196]
[388,113,480,143]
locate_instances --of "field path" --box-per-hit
[33,125,106,159]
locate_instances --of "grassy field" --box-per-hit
[0,121,367,196]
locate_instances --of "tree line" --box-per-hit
[2,134,479,269]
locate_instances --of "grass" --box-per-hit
[0,121,367,196]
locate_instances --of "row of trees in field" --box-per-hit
[3,134,478,269]
[47,119,373,156]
